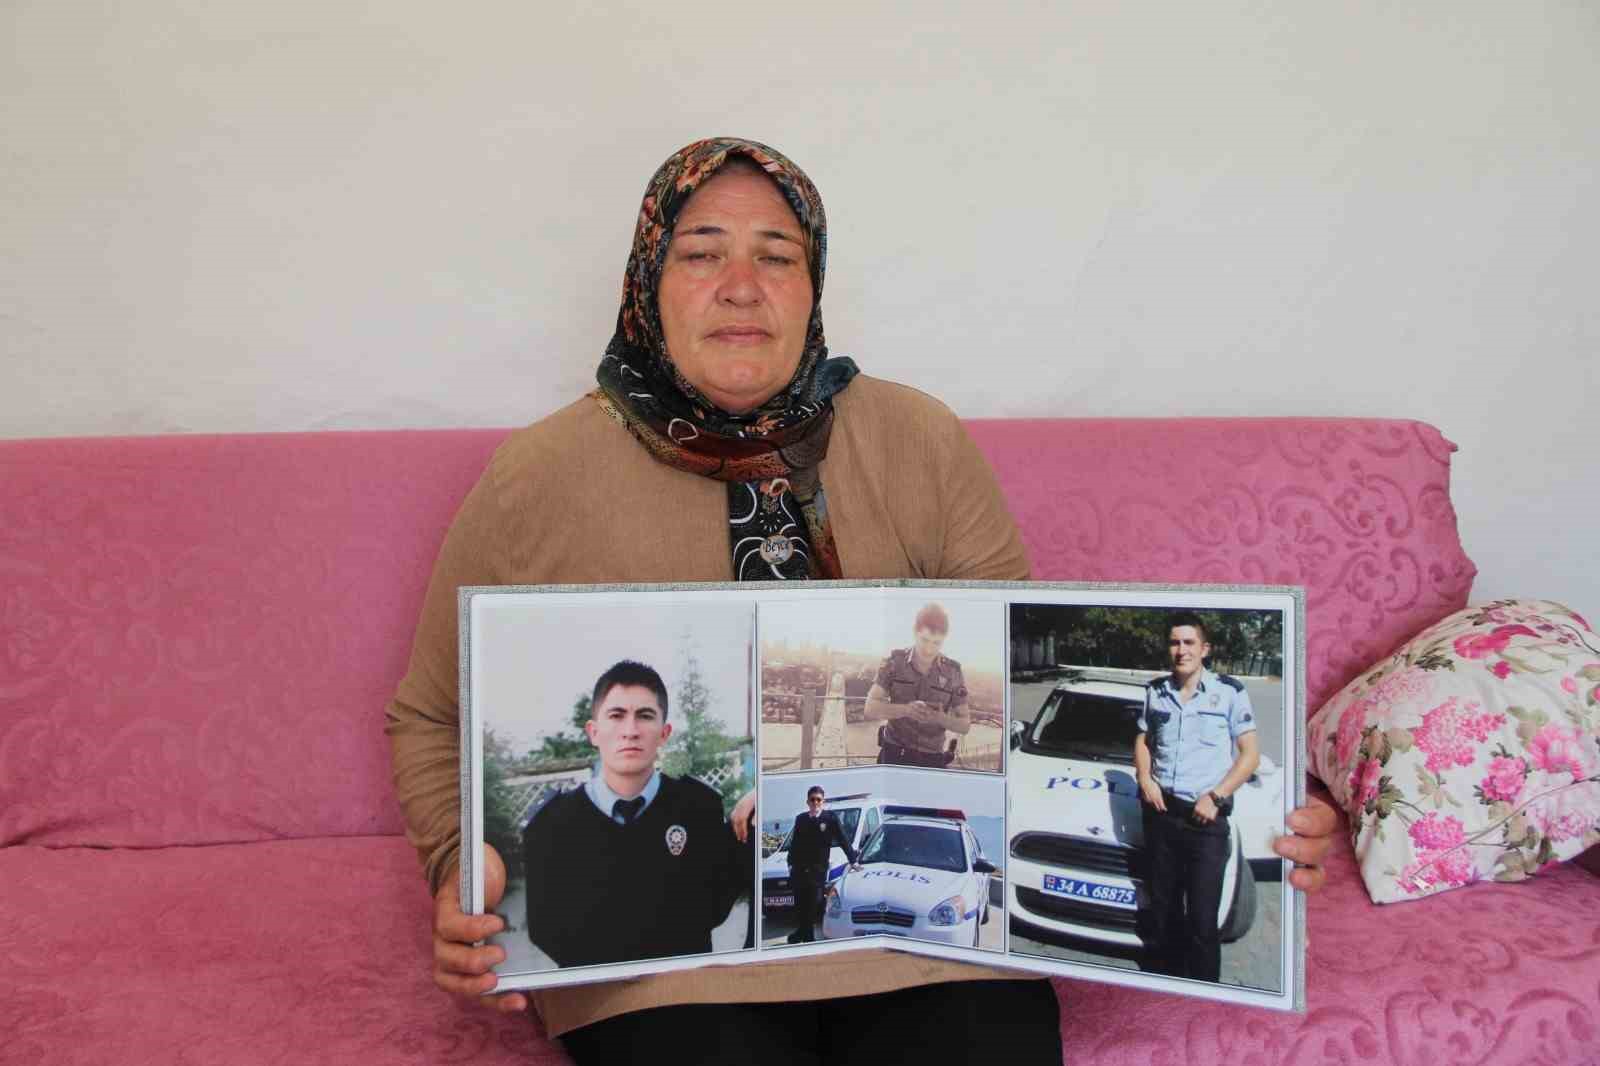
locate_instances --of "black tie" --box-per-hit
[613,797,645,824]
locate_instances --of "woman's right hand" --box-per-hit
[432,844,529,1014]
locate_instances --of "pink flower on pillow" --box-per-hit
[1533,807,1591,843]
[1526,725,1592,781]
[1411,697,1506,773]
[1333,668,1432,767]
[1562,676,1579,696]
[1452,624,1537,660]
[1408,811,1467,853]
[1490,661,1512,679]
[1349,757,1384,807]
[1334,700,1368,767]
[1528,788,1596,843]
[1478,755,1527,804]
[1431,847,1478,887]
[1398,848,1477,894]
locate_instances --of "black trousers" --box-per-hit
[1138,795,1230,981]
[789,866,827,943]
[561,978,1062,1065]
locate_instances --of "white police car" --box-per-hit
[761,793,889,916]
[819,807,996,947]
[1007,674,1282,950]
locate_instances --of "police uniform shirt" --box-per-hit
[520,773,751,968]
[586,768,663,823]
[1137,668,1256,802]
[874,648,968,752]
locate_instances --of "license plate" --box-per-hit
[1041,874,1137,909]
[766,895,794,907]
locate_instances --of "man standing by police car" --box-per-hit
[1133,613,1260,982]
[785,785,860,943]
[862,603,971,767]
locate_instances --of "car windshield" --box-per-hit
[778,806,862,854]
[860,823,965,873]
[1025,689,1141,763]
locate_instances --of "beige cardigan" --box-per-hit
[386,374,1031,1036]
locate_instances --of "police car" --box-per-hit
[1007,674,1282,950]
[819,807,996,947]
[761,792,890,915]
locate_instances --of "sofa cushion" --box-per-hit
[1307,599,1600,903]
[1,836,552,1066]
[967,418,1477,714]
[2,421,1475,850]
[0,430,505,849]
[7,830,1599,1065]
[1050,816,1600,1065]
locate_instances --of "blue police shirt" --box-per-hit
[586,769,663,823]
[1136,669,1256,802]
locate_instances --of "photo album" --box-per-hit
[459,580,1306,1011]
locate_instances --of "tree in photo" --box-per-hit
[1010,604,1285,675]
[482,728,525,884]
[661,644,753,817]
[526,693,594,763]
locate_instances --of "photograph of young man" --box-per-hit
[521,660,756,968]
[783,785,860,944]
[862,603,972,768]
[1134,614,1260,981]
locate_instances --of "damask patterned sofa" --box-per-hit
[4,418,1597,1065]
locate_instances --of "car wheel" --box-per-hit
[1219,840,1257,943]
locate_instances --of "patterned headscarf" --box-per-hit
[594,137,859,579]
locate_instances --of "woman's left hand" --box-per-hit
[1273,795,1339,893]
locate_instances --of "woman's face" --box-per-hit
[657,165,814,414]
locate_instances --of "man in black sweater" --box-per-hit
[522,660,755,968]
[786,785,860,943]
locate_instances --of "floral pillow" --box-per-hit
[1306,599,1600,904]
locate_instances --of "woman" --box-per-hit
[386,137,1336,1064]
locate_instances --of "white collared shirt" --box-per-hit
[585,768,663,823]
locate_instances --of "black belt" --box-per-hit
[877,727,952,766]
[1156,788,1231,822]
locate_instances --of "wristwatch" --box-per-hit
[1208,790,1233,814]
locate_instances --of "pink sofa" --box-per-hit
[4,419,1597,1065]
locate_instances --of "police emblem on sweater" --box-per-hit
[666,824,687,856]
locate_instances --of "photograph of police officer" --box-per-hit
[470,600,758,977]
[1006,602,1287,993]
[759,596,1005,773]
[783,785,861,944]
[863,603,977,768]
[1135,612,1259,982]
[758,770,1006,952]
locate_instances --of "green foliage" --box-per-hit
[1010,604,1285,674]
[482,729,525,885]
[526,693,595,763]
[660,647,752,815]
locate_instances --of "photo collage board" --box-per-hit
[460,580,1307,1012]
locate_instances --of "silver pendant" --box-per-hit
[759,535,793,565]
[761,478,790,514]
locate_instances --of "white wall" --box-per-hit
[4,2,1597,614]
